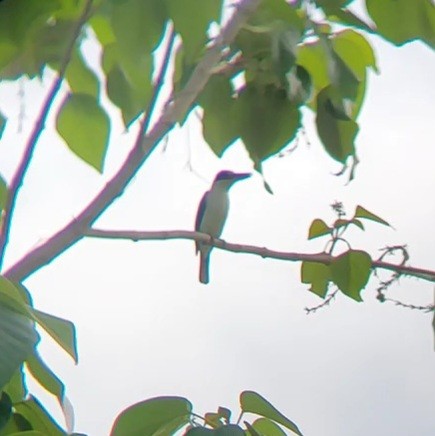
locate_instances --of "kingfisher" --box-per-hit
[195,170,251,284]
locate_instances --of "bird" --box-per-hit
[195,170,251,284]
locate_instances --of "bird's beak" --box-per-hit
[232,172,251,182]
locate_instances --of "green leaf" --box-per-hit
[199,75,239,156]
[350,218,364,231]
[0,392,12,431]
[56,93,110,172]
[26,352,64,404]
[297,42,329,99]
[326,8,375,34]
[186,425,245,436]
[301,261,331,298]
[110,396,192,436]
[165,0,222,60]
[330,250,372,301]
[2,368,26,403]
[333,218,364,231]
[0,303,39,390]
[325,46,360,103]
[366,0,435,49]
[110,0,166,56]
[237,85,301,164]
[0,0,61,77]
[89,13,116,47]
[0,276,33,317]
[32,310,78,364]
[14,396,66,436]
[240,391,303,436]
[102,43,153,127]
[0,411,33,434]
[218,407,231,424]
[308,219,331,239]
[63,47,99,97]
[332,30,378,78]
[251,418,287,436]
[316,86,359,163]
[353,205,391,227]
[7,431,47,436]
[0,174,7,212]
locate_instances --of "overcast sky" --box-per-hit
[0,9,434,436]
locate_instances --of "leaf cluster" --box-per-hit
[302,204,391,301]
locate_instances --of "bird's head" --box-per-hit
[214,170,251,186]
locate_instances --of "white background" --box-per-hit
[0,6,434,436]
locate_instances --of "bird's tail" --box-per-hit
[199,251,210,284]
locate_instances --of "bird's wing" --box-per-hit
[195,190,209,253]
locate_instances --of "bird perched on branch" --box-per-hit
[195,170,251,284]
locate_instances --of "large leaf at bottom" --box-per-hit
[14,396,65,436]
[0,303,39,390]
[110,396,192,436]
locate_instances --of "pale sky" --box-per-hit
[0,12,434,436]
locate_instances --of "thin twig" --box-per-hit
[0,0,94,270]
[305,289,338,314]
[383,298,434,312]
[4,0,262,282]
[82,228,435,283]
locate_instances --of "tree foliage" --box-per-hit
[0,0,434,434]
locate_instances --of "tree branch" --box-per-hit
[0,0,94,270]
[84,228,435,283]
[4,0,262,282]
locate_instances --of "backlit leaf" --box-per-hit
[110,0,166,56]
[56,93,110,172]
[237,85,301,164]
[2,368,26,403]
[26,352,64,404]
[165,0,222,60]
[316,86,359,163]
[110,396,192,436]
[366,0,435,48]
[332,29,378,78]
[0,303,39,390]
[240,391,303,436]
[102,43,153,126]
[330,250,372,301]
[32,310,78,364]
[186,425,245,436]
[301,261,331,298]
[64,47,99,97]
[14,396,65,436]
[354,205,390,227]
[308,218,331,239]
[200,75,239,156]
[251,418,287,436]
